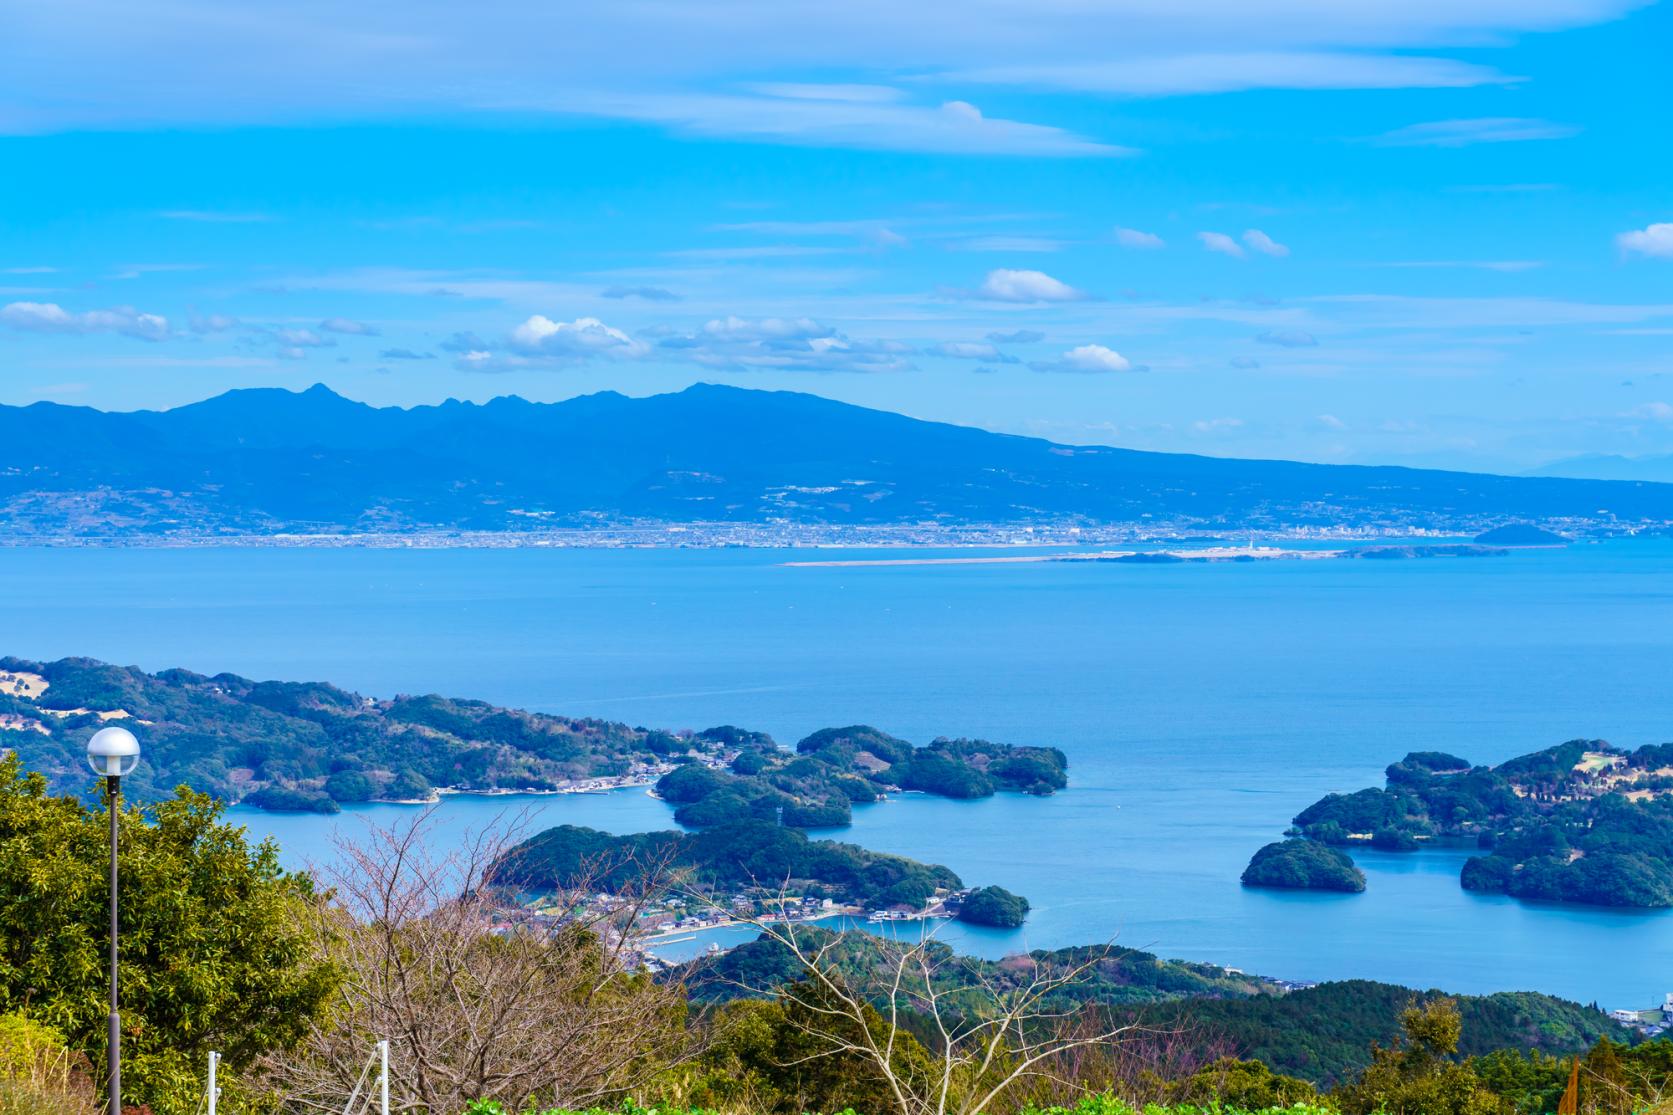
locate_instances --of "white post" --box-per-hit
[378,1039,389,1115]
[206,1051,219,1115]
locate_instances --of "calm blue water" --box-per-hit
[2,541,1670,1007]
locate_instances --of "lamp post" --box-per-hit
[87,726,141,1115]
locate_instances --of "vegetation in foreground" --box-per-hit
[0,755,1664,1115]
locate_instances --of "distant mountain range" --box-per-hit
[1528,453,1673,484]
[2,382,1670,538]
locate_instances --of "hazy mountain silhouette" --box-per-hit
[3,383,1669,535]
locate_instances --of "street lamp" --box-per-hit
[87,726,140,1115]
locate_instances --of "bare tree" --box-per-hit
[717,907,1148,1115]
[262,808,696,1114]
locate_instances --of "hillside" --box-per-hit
[0,656,1060,819]
[1114,979,1629,1086]
[3,383,1672,536]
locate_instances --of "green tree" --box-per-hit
[0,756,338,1114]
[1333,999,1508,1115]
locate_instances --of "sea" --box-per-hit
[3,539,1670,1009]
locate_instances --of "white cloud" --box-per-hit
[319,316,379,335]
[1316,414,1347,430]
[0,1,1639,140]
[0,301,170,341]
[1374,117,1580,147]
[1256,329,1318,347]
[1034,343,1133,373]
[655,315,912,373]
[1192,417,1245,433]
[1229,356,1261,369]
[972,268,1087,303]
[1115,227,1165,249]
[1198,231,1245,258]
[1242,229,1289,257]
[928,341,1017,363]
[554,88,1129,158]
[509,315,647,358]
[1627,401,1673,422]
[188,311,239,333]
[986,329,1044,344]
[273,327,334,348]
[1617,223,1673,260]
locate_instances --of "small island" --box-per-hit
[1242,839,1367,893]
[956,885,1031,927]
[492,819,1026,923]
[1262,740,1673,908]
[656,725,1068,829]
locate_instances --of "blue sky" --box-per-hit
[3,0,1672,473]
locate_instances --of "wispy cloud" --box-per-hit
[1373,117,1580,147]
[937,51,1509,96]
[552,88,1129,158]
[1242,230,1289,257]
[1115,228,1165,250]
[1198,231,1245,258]
[947,236,1066,253]
[319,316,379,335]
[602,285,681,301]
[1256,329,1319,347]
[927,340,1018,363]
[1377,260,1545,272]
[158,210,275,223]
[0,301,170,341]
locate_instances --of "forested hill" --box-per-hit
[1112,979,1628,1086]
[3,382,1672,536]
[1264,740,1673,908]
[0,655,1063,818]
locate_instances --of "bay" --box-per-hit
[2,541,1670,1008]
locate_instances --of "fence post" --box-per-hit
[379,1039,389,1115]
[207,1051,219,1115]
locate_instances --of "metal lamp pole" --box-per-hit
[87,726,141,1115]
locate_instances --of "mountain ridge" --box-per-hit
[3,382,1671,537]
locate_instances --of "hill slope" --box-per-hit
[3,383,1671,536]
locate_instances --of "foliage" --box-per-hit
[683,930,1269,1012]
[0,1013,97,1115]
[957,886,1031,927]
[0,756,337,1114]
[656,727,1069,831]
[1241,841,1365,893]
[1113,981,1626,1088]
[1274,739,1673,908]
[0,655,697,809]
[495,821,970,912]
[1330,999,1507,1115]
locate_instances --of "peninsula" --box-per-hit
[1251,741,1673,907]
[0,657,1065,827]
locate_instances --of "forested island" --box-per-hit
[1250,741,1673,907]
[494,819,1030,924]
[0,657,1064,824]
[1242,839,1367,892]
